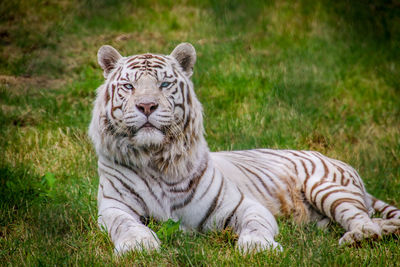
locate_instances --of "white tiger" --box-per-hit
[89,42,400,254]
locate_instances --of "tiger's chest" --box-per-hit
[130,173,203,226]
[131,165,223,230]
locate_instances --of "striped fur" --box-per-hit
[89,43,400,254]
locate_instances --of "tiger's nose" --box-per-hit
[136,102,158,116]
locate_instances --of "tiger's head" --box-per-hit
[90,43,206,175]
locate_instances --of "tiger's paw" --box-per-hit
[339,223,382,245]
[237,233,283,253]
[114,230,160,255]
[372,218,400,236]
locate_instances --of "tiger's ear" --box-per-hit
[170,43,196,78]
[97,45,122,78]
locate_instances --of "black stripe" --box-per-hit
[186,84,192,106]
[153,55,166,62]
[126,56,139,64]
[309,181,324,203]
[285,151,316,182]
[320,189,363,214]
[351,179,362,190]
[152,60,166,65]
[198,168,215,200]
[311,152,329,180]
[171,86,178,95]
[101,163,164,209]
[234,164,268,198]
[240,160,281,189]
[380,204,391,213]
[105,177,124,198]
[297,151,317,175]
[109,214,125,236]
[109,67,122,82]
[311,183,337,205]
[127,62,140,69]
[110,84,116,120]
[171,161,209,211]
[223,191,244,229]
[386,208,400,219]
[345,212,363,224]
[241,219,274,234]
[102,205,140,218]
[99,166,149,215]
[237,155,297,187]
[256,150,300,175]
[371,197,378,207]
[101,190,141,217]
[329,198,368,219]
[342,178,350,186]
[149,64,163,69]
[198,177,224,231]
[170,160,208,193]
[235,162,274,197]
[300,160,310,184]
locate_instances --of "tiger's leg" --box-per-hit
[306,181,382,245]
[98,176,160,254]
[367,194,400,236]
[229,197,282,253]
[99,206,160,253]
[368,193,400,219]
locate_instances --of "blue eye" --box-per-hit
[160,82,171,88]
[123,84,134,90]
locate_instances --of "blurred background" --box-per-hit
[0,0,399,265]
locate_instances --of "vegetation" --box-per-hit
[1,0,399,265]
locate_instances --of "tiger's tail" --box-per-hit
[367,193,400,219]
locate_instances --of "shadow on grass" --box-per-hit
[0,163,44,213]
[0,161,100,264]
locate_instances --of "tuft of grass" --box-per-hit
[1,0,399,265]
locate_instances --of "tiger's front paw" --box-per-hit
[237,232,282,253]
[114,229,160,254]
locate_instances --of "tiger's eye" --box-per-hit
[160,82,171,88]
[123,84,134,90]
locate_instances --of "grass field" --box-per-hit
[1,0,400,265]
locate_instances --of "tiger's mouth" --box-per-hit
[139,122,158,130]
[125,121,168,138]
[137,121,168,135]
[128,120,168,147]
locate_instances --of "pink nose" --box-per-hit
[136,102,158,116]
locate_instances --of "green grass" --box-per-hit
[1,0,399,265]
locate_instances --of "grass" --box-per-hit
[1,0,399,265]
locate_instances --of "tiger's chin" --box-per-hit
[133,127,165,147]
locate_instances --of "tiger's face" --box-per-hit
[98,43,197,147]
